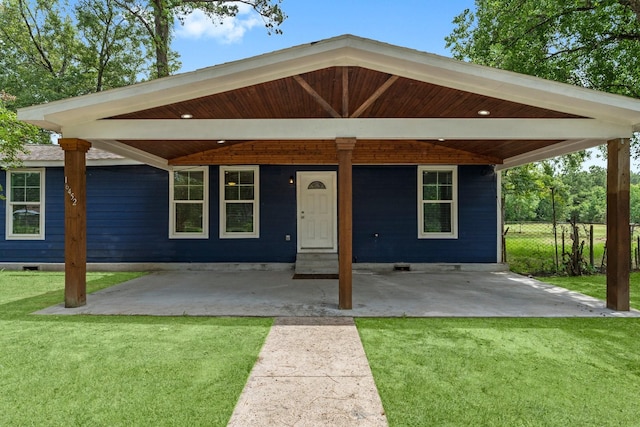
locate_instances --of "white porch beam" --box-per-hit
[89,139,170,170]
[64,119,632,141]
[496,139,604,171]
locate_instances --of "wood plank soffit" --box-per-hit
[293,74,342,118]
[350,75,399,118]
[293,70,399,120]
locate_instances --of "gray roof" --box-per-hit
[18,144,125,161]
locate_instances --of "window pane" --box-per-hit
[189,186,204,200]
[308,181,326,190]
[439,171,452,185]
[423,171,438,185]
[174,186,189,200]
[175,203,203,233]
[439,185,452,201]
[11,173,26,186]
[225,171,240,186]
[423,202,451,233]
[423,186,437,200]
[239,186,254,200]
[225,187,239,200]
[12,188,26,202]
[188,171,203,185]
[25,187,40,202]
[226,203,254,233]
[12,205,40,235]
[239,171,254,185]
[25,172,40,186]
[174,171,189,185]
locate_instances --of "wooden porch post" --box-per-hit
[337,137,356,310]
[606,138,631,311]
[59,138,91,308]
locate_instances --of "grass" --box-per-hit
[0,271,272,426]
[541,272,640,309]
[505,222,609,275]
[358,317,640,427]
[6,270,640,426]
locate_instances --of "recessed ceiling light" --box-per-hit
[437,138,446,142]
[180,113,193,119]
[217,140,226,144]
[477,110,491,116]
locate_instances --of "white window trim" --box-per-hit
[219,165,260,239]
[169,166,209,239]
[5,168,46,240]
[418,165,458,239]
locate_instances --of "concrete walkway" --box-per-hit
[227,317,387,427]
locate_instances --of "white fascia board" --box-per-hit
[64,118,633,141]
[88,140,170,170]
[496,139,604,170]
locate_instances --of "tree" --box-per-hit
[0,91,48,168]
[113,0,286,78]
[446,0,640,98]
[75,0,150,92]
[0,0,149,108]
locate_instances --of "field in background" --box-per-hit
[503,222,640,275]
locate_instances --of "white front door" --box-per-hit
[297,172,337,252]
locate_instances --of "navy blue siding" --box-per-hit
[352,165,497,263]
[0,164,497,264]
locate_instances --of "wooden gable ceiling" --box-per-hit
[109,66,583,165]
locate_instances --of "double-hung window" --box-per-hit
[418,166,457,239]
[220,166,259,238]
[6,169,45,240]
[169,167,208,238]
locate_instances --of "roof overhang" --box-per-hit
[18,35,640,170]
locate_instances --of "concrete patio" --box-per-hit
[37,270,640,317]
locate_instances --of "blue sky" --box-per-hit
[171,1,476,72]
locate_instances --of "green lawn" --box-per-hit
[5,271,640,426]
[0,271,271,426]
[358,317,640,427]
[542,272,640,309]
[505,222,609,275]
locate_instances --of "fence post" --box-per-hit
[551,187,559,272]
[589,224,594,268]
[636,236,640,270]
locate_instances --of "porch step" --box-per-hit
[294,253,339,275]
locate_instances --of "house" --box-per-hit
[11,35,640,310]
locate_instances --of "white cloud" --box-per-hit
[176,3,261,44]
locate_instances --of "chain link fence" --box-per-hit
[503,222,640,276]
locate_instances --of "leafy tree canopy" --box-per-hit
[0,91,48,168]
[446,0,640,98]
[0,0,149,108]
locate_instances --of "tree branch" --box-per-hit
[17,0,55,74]
[618,0,640,22]
[496,6,597,50]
